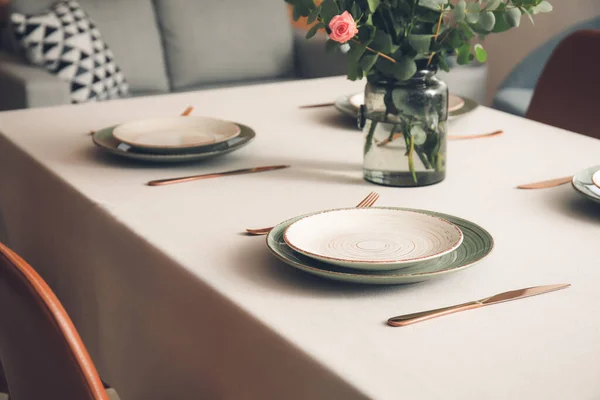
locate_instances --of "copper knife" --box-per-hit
[147,165,290,186]
[388,283,570,327]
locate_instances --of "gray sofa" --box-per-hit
[492,16,600,117]
[0,0,349,111]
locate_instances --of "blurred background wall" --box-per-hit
[484,0,600,103]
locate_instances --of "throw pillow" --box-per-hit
[10,0,129,103]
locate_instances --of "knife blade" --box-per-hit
[147,165,290,186]
[388,283,570,327]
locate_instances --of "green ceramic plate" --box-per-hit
[572,165,600,204]
[266,207,494,285]
[92,123,255,163]
[334,93,478,122]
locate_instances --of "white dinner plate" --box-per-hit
[283,208,463,270]
[112,116,241,150]
[572,165,600,204]
[348,93,465,113]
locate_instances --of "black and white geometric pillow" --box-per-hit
[11,0,129,103]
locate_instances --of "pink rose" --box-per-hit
[328,11,358,43]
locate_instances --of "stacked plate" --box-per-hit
[572,165,600,204]
[267,207,494,285]
[92,116,255,163]
[335,93,478,121]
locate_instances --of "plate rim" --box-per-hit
[336,92,478,120]
[92,123,255,162]
[112,116,241,150]
[572,165,600,203]
[267,207,494,283]
[282,207,464,268]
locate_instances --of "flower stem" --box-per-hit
[408,135,417,183]
[427,8,445,67]
[352,39,396,64]
[364,120,378,155]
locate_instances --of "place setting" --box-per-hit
[517,164,600,204]
[91,106,256,163]
[246,192,495,286]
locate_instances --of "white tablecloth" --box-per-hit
[1,77,600,400]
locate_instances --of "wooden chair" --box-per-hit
[0,241,119,400]
[526,30,600,139]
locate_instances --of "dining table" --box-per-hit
[0,76,599,400]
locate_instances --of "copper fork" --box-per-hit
[245,191,381,236]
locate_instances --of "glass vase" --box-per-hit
[359,70,448,187]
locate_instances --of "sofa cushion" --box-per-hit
[11,0,130,103]
[153,0,295,91]
[9,0,170,93]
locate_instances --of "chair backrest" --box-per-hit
[0,242,109,400]
[525,29,600,139]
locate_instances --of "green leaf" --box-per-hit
[436,54,450,72]
[457,43,470,64]
[531,0,552,13]
[292,5,302,21]
[454,0,466,22]
[483,0,502,11]
[325,39,339,53]
[348,41,368,63]
[307,6,320,24]
[347,61,363,81]
[305,22,325,39]
[359,53,379,74]
[367,0,381,12]
[392,58,417,81]
[473,43,487,62]
[504,7,522,27]
[408,34,433,54]
[465,3,481,24]
[371,30,392,54]
[418,0,448,11]
[479,11,496,31]
[320,0,339,23]
[351,2,361,19]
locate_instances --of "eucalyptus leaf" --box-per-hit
[483,0,502,11]
[307,6,320,24]
[418,0,448,11]
[367,0,381,12]
[479,11,496,31]
[348,41,368,63]
[347,61,364,80]
[531,1,552,13]
[305,22,325,39]
[457,43,470,64]
[465,3,481,24]
[454,0,466,22]
[359,53,379,74]
[473,43,487,62]
[320,0,340,23]
[325,38,339,53]
[351,2,361,19]
[504,7,522,27]
[392,58,417,81]
[408,34,433,54]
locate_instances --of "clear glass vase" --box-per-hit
[359,70,448,187]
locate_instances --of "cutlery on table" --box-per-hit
[180,105,194,116]
[516,176,573,189]
[245,191,380,236]
[89,106,195,136]
[147,165,290,187]
[376,130,503,146]
[387,283,570,327]
[299,102,335,109]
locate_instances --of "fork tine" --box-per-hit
[359,192,380,208]
[356,191,379,208]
